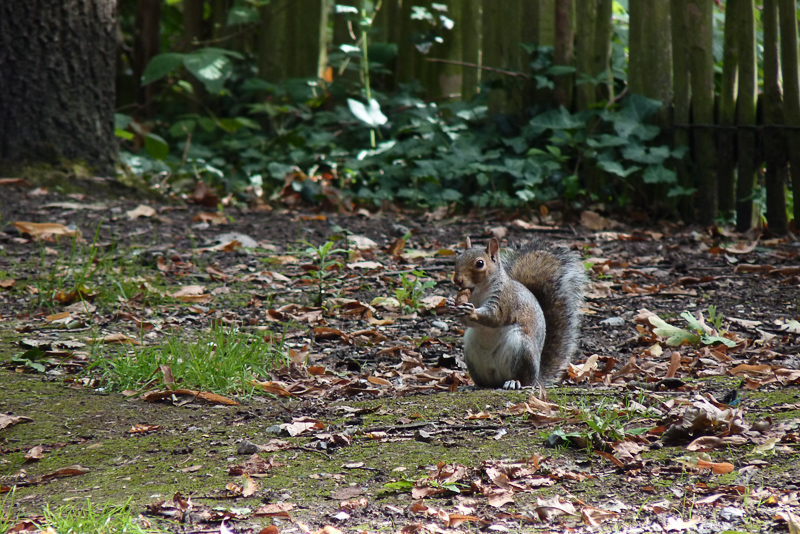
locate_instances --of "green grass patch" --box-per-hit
[39,499,166,534]
[91,326,289,396]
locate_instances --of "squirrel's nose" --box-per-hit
[453,274,463,287]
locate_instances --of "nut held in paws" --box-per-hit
[455,288,472,305]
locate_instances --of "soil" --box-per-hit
[1,176,799,533]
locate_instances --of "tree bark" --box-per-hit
[778,0,800,229]
[0,0,117,175]
[717,0,739,217]
[687,0,717,224]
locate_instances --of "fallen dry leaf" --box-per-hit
[0,414,33,431]
[126,204,156,219]
[143,389,239,406]
[24,445,45,462]
[13,221,80,238]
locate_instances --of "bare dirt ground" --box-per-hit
[1,176,799,533]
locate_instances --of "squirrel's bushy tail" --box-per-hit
[508,238,586,384]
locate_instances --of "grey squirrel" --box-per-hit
[446,237,586,390]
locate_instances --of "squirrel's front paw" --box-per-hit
[502,380,523,390]
[452,302,475,317]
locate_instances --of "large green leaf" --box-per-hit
[530,107,584,130]
[144,133,169,160]
[642,165,677,184]
[184,50,234,94]
[226,3,258,25]
[141,53,185,85]
[622,145,669,164]
[598,160,640,177]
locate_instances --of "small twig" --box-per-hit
[424,57,528,78]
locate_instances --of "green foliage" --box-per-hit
[119,4,681,212]
[395,270,435,313]
[92,326,288,396]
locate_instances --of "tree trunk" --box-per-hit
[133,0,161,119]
[735,0,765,232]
[757,0,786,233]
[553,0,575,108]
[717,0,739,217]
[778,0,800,229]
[0,0,117,175]
[687,0,717,224]
[575,0,598,111]
[461,0,482,102]
[671,0,693,219]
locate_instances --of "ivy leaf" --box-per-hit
[668,185,696,197]
[144,133,169,160]
[621,94,663,122]
[586,134,627,148]
[141,52,185,85]
[184,50,234,94]
[226,4,259,25]
[348,98,388,127]
[649,316,701,346]
[643,165,677,184]
[334,4,359,15]
[531,107,584,130]
[598,160,640,177]
[623,145,670,165]
[545,65,577,76]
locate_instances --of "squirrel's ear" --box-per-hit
[465,237,472,250]
[487,238,500,260]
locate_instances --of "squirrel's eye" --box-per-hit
[475,259,484,269]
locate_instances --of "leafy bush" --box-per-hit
[118,36,683,211]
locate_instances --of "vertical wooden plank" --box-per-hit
[687,0,717,224]
[718,0,740,217]
[778,0,800,229]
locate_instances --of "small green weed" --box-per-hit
[648,306,736,347]
[395,270,435,313]
[91,326,288,396]
[300,239,346,306]
[38,499,165,534]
